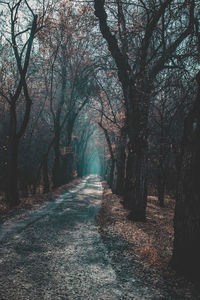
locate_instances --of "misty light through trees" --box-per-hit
[0,0,200,285]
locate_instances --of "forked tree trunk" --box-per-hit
[171,72,200,281]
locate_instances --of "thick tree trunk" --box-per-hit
[171,143,200,280]
[61,152,74,184]
[124,87,149,221]
[124,144,147,221]
[171,73,200,281]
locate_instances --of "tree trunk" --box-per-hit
[113,127,126,195]
[52,127,61,188]
[171,72,200,281]
[6,104,20,208]
[98,122,115,188]
[157,122,168,207]
[77,156,83,177]
[7,138,20,207]
[20,182,29,197]
[61,152,74,184]
[124,143,147,221]
[157,172,166,207]
[124,88,149,221]
[61,121,75,184]
[43,157,49,194]
[109,157,115,188]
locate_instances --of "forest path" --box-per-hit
[0,175,155,299]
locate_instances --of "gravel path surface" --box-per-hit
[0,175,160,299]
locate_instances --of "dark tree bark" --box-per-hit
[52,124,62,188]
[43,157,49,194]
[113,126,126,196]
[123,83,150,220]
[157,173,166,207]
[52,60,67,188]
[157,127,169,207]
[61,119,76,184]
[98,122,115,187]
[171,71,200,281]
[6,103,20,207]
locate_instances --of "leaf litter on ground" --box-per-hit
[97,182,200,299]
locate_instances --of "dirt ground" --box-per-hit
[98,182,200,299]
[1,178,200,299]
[0,175,168,299]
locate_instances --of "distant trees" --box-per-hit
[0,0,101,204]
[73,113,105,177]
[38,3,97,188]
[94,73,125,187]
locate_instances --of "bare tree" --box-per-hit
[94,0,196,220]
[0,1,38,207]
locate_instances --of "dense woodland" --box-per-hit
[0,0,200,282]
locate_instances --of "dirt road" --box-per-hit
[0,175,158,299]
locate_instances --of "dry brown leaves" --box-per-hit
[99,186,175,271]
[98,184,200,298]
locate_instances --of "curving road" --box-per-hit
[0,175,156,300]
